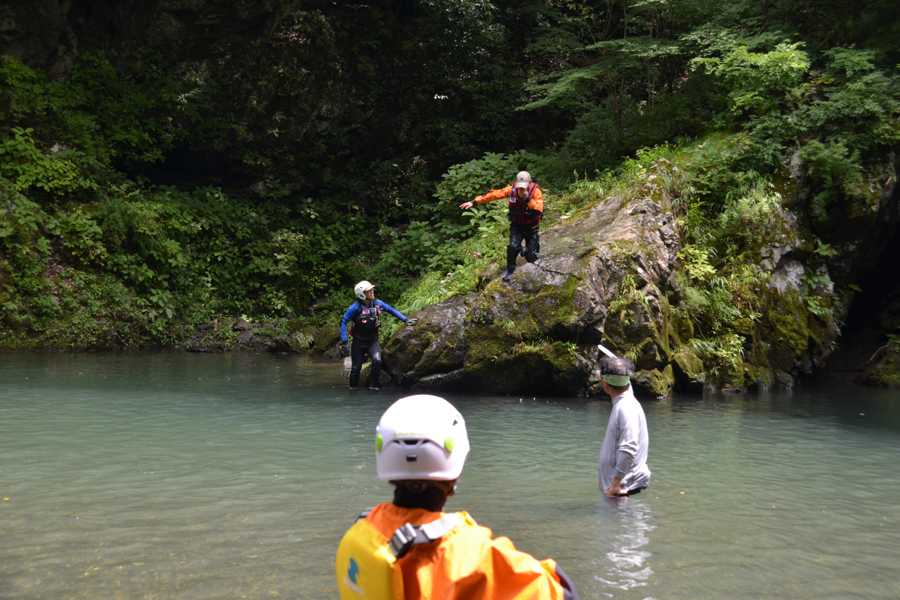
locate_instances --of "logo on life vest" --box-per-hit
[344,557,364,595]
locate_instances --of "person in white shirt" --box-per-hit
[597,355,651,497]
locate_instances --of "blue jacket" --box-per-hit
[340,299,407,342]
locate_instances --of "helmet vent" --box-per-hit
[402,440,418,446]
[406,453,417,462]
[452,419,459,426]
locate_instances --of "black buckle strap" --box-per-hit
[388,514,465,559]
[389,523,420,559]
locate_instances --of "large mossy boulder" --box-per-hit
[383,154,898,396]
[314,324,342,358]
[383,163,681,396]
[671,349,705,393]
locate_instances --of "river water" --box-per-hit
[1,351,899,599]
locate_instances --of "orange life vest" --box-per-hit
[508,183,542,226]
[336,502,568,600]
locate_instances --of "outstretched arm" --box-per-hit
[376,300,407,322]
[459,186,513,210]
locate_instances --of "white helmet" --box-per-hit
[375,395,470,482]
[354,280,374,300]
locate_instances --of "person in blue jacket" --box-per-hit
[339,280,415,390]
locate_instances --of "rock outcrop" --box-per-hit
[382,163,682,396]
[0,0,77,76]
[382,155,899,397]
[183,319,317,354]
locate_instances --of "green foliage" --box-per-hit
[806,48,900,151]
[799,140,865,218]
[0,52,184,174]
[607,273,647,327]
[0,127,97,193]
[377,220,465,276]
[887,333,900,354]
[0,182,51,260]
[689,333,745,376]
[691,41,809,119]
[55,207,107,264]
[689,39,900,210]
[678,245,716,282]
[714,178,783,242]
[0,0,897,353]
[434,150,559,206]
[800,273,834,318]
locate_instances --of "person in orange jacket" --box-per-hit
[459,170,543,281]
[336,394,580,600]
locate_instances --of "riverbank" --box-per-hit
[3,2,900,394]
[3,138,899,394]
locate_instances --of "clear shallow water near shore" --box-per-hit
[1,351,899,599]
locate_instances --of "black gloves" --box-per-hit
[340,341,350,357]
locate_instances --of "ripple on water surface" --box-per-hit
[1,352,899,599]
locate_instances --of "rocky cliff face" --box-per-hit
[382,156,899,396]
[382,163,683,396]
[0,0,78,76]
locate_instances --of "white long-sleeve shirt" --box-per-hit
[598,386,651,493]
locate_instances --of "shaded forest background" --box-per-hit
[0,0,898,360]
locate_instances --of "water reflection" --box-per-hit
[593,497,655,595]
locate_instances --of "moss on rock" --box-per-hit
[761,289,810,372]
[632,364,674,399]
[862,349,900,388]
[672,348,705,393]
[314,324,341,353]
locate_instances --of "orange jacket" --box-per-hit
[475,184,544,214]
[364,502,568,600]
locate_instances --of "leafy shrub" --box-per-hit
[799,140,865,219]
[715,178,783,241]
[435,151,546,206]
[0,127,97,193]
[691,41,809,120]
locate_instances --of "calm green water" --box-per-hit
[1,351,899,599]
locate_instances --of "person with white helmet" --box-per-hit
[339,280,414,390]
[459,170,544,282]
[336,395,580,600]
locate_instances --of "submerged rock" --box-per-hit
[273,332,314,353]
[186,343,229,353]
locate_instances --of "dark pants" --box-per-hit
[507,223,540,271]
[349,336,381,388]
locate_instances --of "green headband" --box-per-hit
[603,374,630,387]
